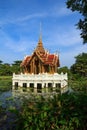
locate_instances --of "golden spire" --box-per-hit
[35,23,45,52]
[39,22,42,43]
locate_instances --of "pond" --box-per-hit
[0,86,69,109]
[0,86,69,129]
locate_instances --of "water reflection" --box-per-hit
[0,86,69,130]
[12,86,68,95]
[0,86,68,109]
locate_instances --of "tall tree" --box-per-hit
[66,0,87,43]
[12,60,22,66]
[11,60,22,74]
[0,60,3,64]
[0,63,12,76]
[58,66,70,74]
[70,52,87,77]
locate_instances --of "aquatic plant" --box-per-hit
[9,93,87,130]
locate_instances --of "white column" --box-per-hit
[34,82,37,88]
[12,80,15,86]
[27,83,29,88]
[19,81,23,87]
[45,83,48,88]
[53,82,55,88]
[42,83,44,88]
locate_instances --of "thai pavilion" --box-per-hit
[12,35,68,90]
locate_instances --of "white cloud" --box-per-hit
[56,29,81,46]
[12,13,47,23]
[44,27,82,48]
[43,27,86,68]
[0,29,35,53]
[0,12,47,26]
[0,25,87,67]
[5,38,36,53]
[60,44,87,67]
[51,6,72,17]
[0,4,73,26]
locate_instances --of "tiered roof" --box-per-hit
[21,38,60,67]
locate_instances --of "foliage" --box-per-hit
[0,60,22,76]
[58,66,69,74]
[0,63,12,76]
[69,77,87,92]
[58,66,72,79]
[70,52,87,77]
[0,60,3,64]
[11,60,22,74]
[66,0,87,43]
[0,67,86,130]
[0,76,12,92]
[0,56,86,130]
[9,93,87,130]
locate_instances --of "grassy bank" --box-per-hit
[0,76,12,92]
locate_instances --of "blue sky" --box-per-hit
[0,0,87,68]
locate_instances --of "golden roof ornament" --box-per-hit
[35,23,45,53]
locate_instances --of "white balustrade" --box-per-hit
[12,72,68,88]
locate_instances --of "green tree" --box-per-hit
[12,60,22,66]
[58,66,70,74]
[0,60,3,64]
[0,63,12,76]
[0,60,22,75]
[66,0,87,43]
[58,66,72,80]
[70,52,87,77]
[11,60,22,74]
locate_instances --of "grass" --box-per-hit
[0,76,12,92]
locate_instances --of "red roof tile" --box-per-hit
[21,50,59,67]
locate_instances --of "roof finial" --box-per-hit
[35,22,45,52]
[39,22,42,42]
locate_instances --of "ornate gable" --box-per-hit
[21,36,60,74]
